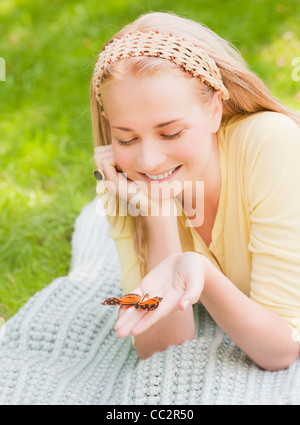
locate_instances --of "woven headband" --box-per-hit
[93,30,230,104]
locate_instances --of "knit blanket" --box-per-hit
[1,197,300,405]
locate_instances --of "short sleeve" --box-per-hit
[96,181,142,294]
[244,113,300,342]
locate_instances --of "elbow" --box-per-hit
[271,352,299,372]
[134,329,195,360]
[257,347,300,372]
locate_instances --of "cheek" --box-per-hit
[175,141,204,163]
[180,131,212,163]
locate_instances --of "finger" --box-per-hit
[114,289,145,335]
[130,292,178,336]
[114,307,148,338]
[129,310,161,337]
[93,153,123,194]
[94,153,116,196]
[180,299,191,311]
[101,158,120,181]
[179,284,202,310]
[175,253,205,310]
[94,145,113,154]
[102,162,132,200]
[93,152,115,169]
[118,306,128,319]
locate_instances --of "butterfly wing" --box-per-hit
[101,293,141,308]
[136,296,163,311]
[101,293,162,310]
[101,297,122,306]
[118,293,141,308]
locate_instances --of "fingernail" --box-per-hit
[182,300,190,310]
[114,321,120,331]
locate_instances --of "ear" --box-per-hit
[209,91,223,133]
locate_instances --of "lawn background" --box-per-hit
[0,0,300,321]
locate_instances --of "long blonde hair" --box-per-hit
[90,12,300,276]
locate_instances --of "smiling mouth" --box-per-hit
[143,165,182,181]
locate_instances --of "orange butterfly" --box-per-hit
[101,293,162,311]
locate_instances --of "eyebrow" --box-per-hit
[111,119,184,132]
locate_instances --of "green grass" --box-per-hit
[1,0,300,321]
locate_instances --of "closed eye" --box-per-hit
[116,137,137,146]
[162,130,183,140]
[115,130,184,146]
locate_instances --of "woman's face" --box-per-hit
[101,72,222,201]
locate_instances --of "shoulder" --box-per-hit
[226,111,299,140]
[223,111,300,164]
[228,111,299,144]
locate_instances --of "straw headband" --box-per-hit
[93,30,230,104]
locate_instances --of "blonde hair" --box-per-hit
[90,12,300,276]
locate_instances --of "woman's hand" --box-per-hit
[94,144,134,202]
[114,252,206,338]
[94,145,177,216]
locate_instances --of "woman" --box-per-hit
[91,12,300,370]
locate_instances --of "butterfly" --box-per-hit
[101,293,163,311]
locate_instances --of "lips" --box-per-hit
[141,165,182,182]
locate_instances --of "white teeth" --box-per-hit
[145,167,177,180]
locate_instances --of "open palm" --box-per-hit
[114,252,206,338]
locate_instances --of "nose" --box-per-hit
[136,139,167,173]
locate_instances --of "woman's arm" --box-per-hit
[115,250,299,369]
[200,258,300,371]
[94,147,196,358]
[146,211,182,271]
[132,211,195,359]
[115,211,195,359]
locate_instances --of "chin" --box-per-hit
[148,180,184,200]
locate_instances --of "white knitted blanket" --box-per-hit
[1,197,300,405]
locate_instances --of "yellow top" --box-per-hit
[98,111,300,342]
